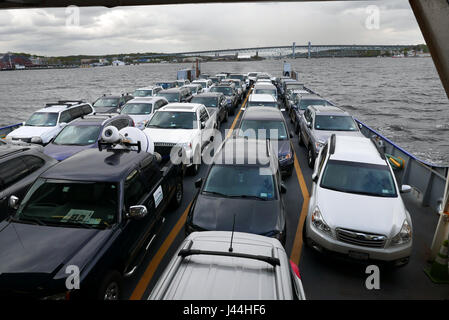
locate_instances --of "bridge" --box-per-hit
[142,43,415,59]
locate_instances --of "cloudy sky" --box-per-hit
[0,0,425,56]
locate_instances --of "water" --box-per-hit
[0,57,448,165]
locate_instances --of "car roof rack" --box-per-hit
[58,100,85,105]
[45,102,74,108]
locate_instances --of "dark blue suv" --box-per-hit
[43,114,134,161]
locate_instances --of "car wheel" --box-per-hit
[189,147,201,176]
[98,271,122,300]
[307,146,315,168]
[170,179,183,209]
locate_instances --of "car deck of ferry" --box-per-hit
[120,91,449,300]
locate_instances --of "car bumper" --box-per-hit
[306,221,412,262]
[279,158,294,175]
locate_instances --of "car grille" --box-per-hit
[336,228,386,248]
[154,142,177,159]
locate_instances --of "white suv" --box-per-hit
[6,101,94,145]
[304,135,413,267]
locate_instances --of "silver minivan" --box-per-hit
[148,231,306,300]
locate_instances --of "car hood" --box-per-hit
[144,128,197,144]
[44,143,94,161]
[316,187,406,237]
[128,114,150,124]
[313,130,363,143]
[192,195,282,235]
[0,221,113,292]
[7,126,54,139]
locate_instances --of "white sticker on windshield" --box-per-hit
[153,185,163,208]
[62,209,94,223]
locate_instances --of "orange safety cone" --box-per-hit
[424,239,449,284]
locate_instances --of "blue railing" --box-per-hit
[0,123,23,138]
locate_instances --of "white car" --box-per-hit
[143,103,216,175]
[6,101,94,145]
[253,82,278,100]
[183,83,204,96]
[245,93,281,110]
[304,135,413,267]
[132,85,163,97]
[192,79,213,92]
[120,97,168,129]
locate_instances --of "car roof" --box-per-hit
[37,102,85,113]
[0,144,43,159]
[331,136,387,165]
[149,231,292,300]
[159,103,203,112]
[242,107,284,121]
[248,94,277,102]
[299,94,325,100]
[254,83,276,89]
[309,105,349,115]
[159,88,183,93]
[135,86,161,90]
[127,97,162,104]
[41,148,151,182]
[193,92,222,98]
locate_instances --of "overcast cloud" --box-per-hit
[0,0,424,56]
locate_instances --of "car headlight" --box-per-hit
[391,220,412,246]
[311,206,331,234]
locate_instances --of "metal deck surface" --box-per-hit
[121,96,449,300]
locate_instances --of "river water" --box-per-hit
[0,57,448,165]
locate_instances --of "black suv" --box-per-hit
[157,87,193,103]
[186,137,287,245]
[93,94,134,113]
[191,92,228,127]
[0,145,183,299]
[0,144,57,221]
[210,84,238,115]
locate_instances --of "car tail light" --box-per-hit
[290,260,301,279]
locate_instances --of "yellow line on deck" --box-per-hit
[289,153,310,266]
[130,88,251,300]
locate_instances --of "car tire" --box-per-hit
[189,147,201,176]
[97,270,122,300]
[307,146,315,168]
[170,178,183,209]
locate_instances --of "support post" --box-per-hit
[430,170,449,260]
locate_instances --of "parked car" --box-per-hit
[120,97,168,129]
[286,89,313,119]
[155,81,178,89]
[176,79,190,87]
[132,86,163,97]
[0,139,183,299]
[290,94,332,130]
[237,107,294,177]
[299,105,364,168]
[191,92,228,128]
[247,72,262,86]
[44,114,134,160]
[229,74,249,92]
[157,87,193,103]
[144,103,216,175]
[192,79,213,92]
[208,76,220,85]
[183,83,203,96]
[253,82,278,100]
[210,84,238,115]
[0,143,57,220]
[93,94,133,113]
[222,79,244,102]
[186,137,287,244]
[6,101,94,145]
[245,94,280,110]
[304,134,413,267]
[149,231,305,300]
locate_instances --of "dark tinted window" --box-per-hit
[0,157,29,191]
[22,155,45,172]
[82,104,93,115]
[124,170,147,208]
[59,110,72,123]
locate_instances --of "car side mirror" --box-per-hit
[8,195,19,210]
[401,185,412,193]
[307,122,312,129]
[59,122,67,128]
[280,183,287,194]
[128,205,148,219]
[201,122,206,129]
[195,178,203,188]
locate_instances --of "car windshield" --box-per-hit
[16,178,118,228]
[248,73,258,77]
[314,115,358,131]
[53,125,101,145]
[93,98,119,107]
[299,99,330,110]
[186,87,198,94]
[247,102,277,108]
[147,111,197,129]
[121,103,153,115]
[202,165,276,200]
[239,120,288,140]
[156,82,175,89]
[191,96,218,107]
[230,75,245,80]
[133,89,153,97]
[254,89,276,96]
[25,112,58,127]
[320,160,397,197]
[211,87,232,95]
[158,92,180,102]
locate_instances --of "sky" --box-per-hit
[0,0,425,56]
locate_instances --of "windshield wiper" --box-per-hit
[228,194,269,201]
[202,190,232,198]
[13,215,48,226]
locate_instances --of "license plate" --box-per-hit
[348,251,369,260]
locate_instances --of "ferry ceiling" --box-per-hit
[0,0,448,99]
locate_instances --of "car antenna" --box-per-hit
[229,214,236,253]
